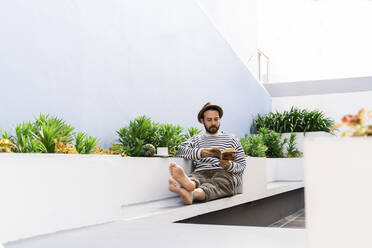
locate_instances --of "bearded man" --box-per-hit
[168,102,246,204]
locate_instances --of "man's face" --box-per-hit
[202,110,220,134]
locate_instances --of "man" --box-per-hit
[168,102,246,204]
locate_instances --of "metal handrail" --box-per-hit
[258,49,270,83]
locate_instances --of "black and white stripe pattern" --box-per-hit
[176,132,246,186]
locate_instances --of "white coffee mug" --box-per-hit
[157,147,168,156]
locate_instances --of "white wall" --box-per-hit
[272,91,372,135]
[0,0,270,147]
[258,0,372,83]
[196,0,259,79]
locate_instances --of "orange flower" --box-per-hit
[358,108,366,117]
[342,115,355,124]
[334,108,372,137]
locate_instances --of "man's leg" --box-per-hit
[168,178,193,204]
[168,178,206,204]
[198,170,236,202]
[193,188,206,201]
[169,162,196,191]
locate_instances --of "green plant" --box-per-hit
[1,129,9,139]
[142,144,156,157]
[31,114,75,153]
[109,144,126,155]
[258,128,287,158]
[5,114,98,154]
[117,116,205,157]
[74,132,99,154]
[157,124,186,157]
[286,133,302,158]
[253,107,335,134]
[184,127,202,140]
[14,121,45,153]
[117,116,161,156]
[240,133,267,157]
[241,130,302,158]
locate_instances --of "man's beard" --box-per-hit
[204,124,220,134]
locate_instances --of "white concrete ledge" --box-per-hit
[121,181,304,223]
[0,153,304,243]
[264,76,372,97]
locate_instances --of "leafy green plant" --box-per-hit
[253,107,335,134]
[32,114,75,153]
[240,133,267,157]
[258,128,287,158]
[241,130,302,158]
[286,133,302,158]
[14,121,44,153]
[157,124,186,157]
[117,116,205,157]
[4,114,98,154]
[117,116,161,156]
[1,129,12,140]
[74,132,99,154]
[184,127,202,140]
[109,144,126,155]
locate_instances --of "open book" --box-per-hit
[221,148,236,162]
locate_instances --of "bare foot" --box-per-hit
[169,162,195,191]
[168,178,193,205]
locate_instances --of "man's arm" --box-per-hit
[222,138,246,175]
[176,136,201,160]
[176,136,221,160]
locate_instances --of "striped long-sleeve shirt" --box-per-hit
[176,132,246,186]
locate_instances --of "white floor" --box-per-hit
[4,222,307,248]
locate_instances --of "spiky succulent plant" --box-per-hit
[142,144,155,157]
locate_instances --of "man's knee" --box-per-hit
[198,181,234,202]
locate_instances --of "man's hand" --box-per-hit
[220,159,232,170]
[201,148,221,159]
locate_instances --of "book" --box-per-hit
[221,148,236,162]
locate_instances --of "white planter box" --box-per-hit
[240,157,266,198]
[266,158,304,182]
[305,137,372,248]
[0,153,191,243]
[246,157,304,183]
[281,131,333,154]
